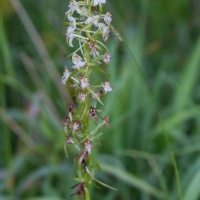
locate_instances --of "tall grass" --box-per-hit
[1,0,200,199]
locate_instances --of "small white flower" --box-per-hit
[88,106,98,119]
[66,135,74,144]
[71,53,86,70]
[79,77,90,89]
[85,15,99,27]
[78,150,88,164]
[104,12,112,25]
[98,23,109,42]
[65,0,81,15]
[84,140,96,154]
[87,40,99,58]
[67,14,76,33]
[73,121,81,131]
[76,90,87,102]
[62,117,70,126]
[93,0,106,6]
[98,23,108,33]
[103,52,112,64]
[103,31,109,42]
[92,89,104,99]
[102,81,113,93]
[65,30,75,47]
[62,67,70,84]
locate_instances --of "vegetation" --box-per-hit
[0,0,200,199]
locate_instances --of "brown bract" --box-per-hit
[67,103,75,113]
[70,183,86,196]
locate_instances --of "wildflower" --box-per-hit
[87,40,99,57]
[66,135,74,144]
[98,23,108,33]
[79,76,90,89]
[93,89,104,99]
[66,0,81,15]
[65,30,75,47]
[103,31,109,42]
[65,135,80,152]
[93,0,106,6]
[70,183,86,196]
[88,106,98,119]
[67,103,75,113]
[72,121,81,131]
[102,81,113,93]
[103,52,112,64]
[62,117,70,126]
[67,14,76,33]
[103,116,110,128]
[62,67,70,84]
[78,148,91,172]
[81,159,87,172]
[79,150,88,164]
[85,15,99,27]
[76,90,87,102]
[62,0,119,196]
[104,12,112,25]
[72,53,86,70]
[98,23,109,42]
[84,139,96,154]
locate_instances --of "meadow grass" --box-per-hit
[0,0,200,199]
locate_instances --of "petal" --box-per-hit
[85,17,92,24]
[67,14,74,22]
[93,0,99,6]
[69,37,74,47]
[76,7,81,14]
[79,61,86,68]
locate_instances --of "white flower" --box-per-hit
[66,135,74,144]
[104,12,112,25]
[79,77,90,89]
[85,15,99,27]
[102,81,113,93]
[103,31,109,42]
[87,40,99,58]
[93,0,106,6]
[76,90,87,102]
[78,150,88,164]
[62,117,70,126]
[62,67,70,84]
[88,106,97,119]
[98,23,109,42]
[73,121,81,131]
[84,140,96,154]
[103,52,112,64]
[65,0,81,15]
[67,14,76,33]
[71,53,86,70]
[65,30,75,47]
[98,23,108,33]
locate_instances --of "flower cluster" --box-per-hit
[62,0,117,198]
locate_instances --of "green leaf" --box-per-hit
[100,163,165,199]
[183,171,200,200]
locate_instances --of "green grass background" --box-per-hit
[1,0,200,199]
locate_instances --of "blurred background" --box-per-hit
[1,0,200,199]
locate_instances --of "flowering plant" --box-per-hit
[61,0,121,199]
